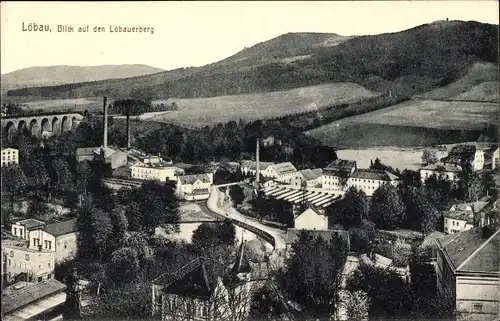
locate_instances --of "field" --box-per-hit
[2,96,105,112]
[306,98,497,149]
[148,83,380,126]
[337,148,448,171]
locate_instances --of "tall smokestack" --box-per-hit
[256,139,260,186]
[103,96,108,148]
[126,112,131,150]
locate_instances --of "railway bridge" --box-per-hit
[1,112,84,138]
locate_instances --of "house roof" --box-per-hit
[286,228,350,247]
[351,169,399,181]
[420,231,445,250]
[270,162,297,175]
[1,148,18,152]
[443,210,474,223]
[299,168,323,181]
[420,162,462,172]
[2,279,66,314]
[324,159,356,173]
[240,160,273,171]
[43,218,77,237]
[178,173,212,185]
[436,226,499,273]
[75,147,98,156]
[131,161,173,169]
[155,258,214,299]
[15,219,46,230]
[451,201,489,213]
[295,207,325,222]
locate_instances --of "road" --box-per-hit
[205,187,287,251]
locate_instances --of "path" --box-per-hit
[206,186,287,252]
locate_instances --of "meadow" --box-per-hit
[148,83,380,126]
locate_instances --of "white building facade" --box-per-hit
[131,162,177,182]
[1,148,19,167]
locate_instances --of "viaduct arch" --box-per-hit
[1,113,84,139]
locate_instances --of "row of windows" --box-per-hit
[2,150,17,155]
[5,258,51,269]
[13,227,24,237]
[132,168,154,173]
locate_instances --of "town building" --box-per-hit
[240,160,273,176]
[130,161,177,182]
[152,244,256,320]
[291,168,323,189]
[28,219,78,263]
[347,169,399,196]
[2,279,67,321]
[1,148,19,167]
[441,144,484,172]
[420,163,462,183]
[321,159,357,191]
[176,173,214,201]
[435,227,500,320]
[2,241,55,283]
[444,200,492,234]
[75,147,97,163]
[11,219,46,241]
[265,162,298,184]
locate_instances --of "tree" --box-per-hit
[229,185,245,206]
[1,164,28,214]
[421,149,438,165]
[346,262,411,318]
[369,184,406,230]
[330,186,369,228]
[108,247,141,284]
[51,158,75,197]
[340,290,370,321]
[392,238,412,267]
[75,161,92,205]
[401,186,440,233]
[91,208,114,262]
[192,219,236,251]
[279,230,348,320]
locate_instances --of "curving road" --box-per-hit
[206,187,287,251]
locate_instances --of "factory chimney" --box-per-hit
[256,139,260,186]
[103,96,108,148]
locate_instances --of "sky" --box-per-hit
[1,1,498,74]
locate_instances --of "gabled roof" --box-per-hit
[269,162,297,175]
[436,227,499,273]
[420,162,462,172]
[450,201,489,213]
[295,207,325,222]
[299,168,323,181]
[75,147,98,156]
[351,169,399,181]
[420,231,445,250]
[155,258,214,299]
[178,173,212,185]
[240,160,273,171]
[324,159,356,173]
[2,279,66,314]
[443,210,474,223]
[42,218,77,237]
[231,242,251,275]
[14,219,46,230]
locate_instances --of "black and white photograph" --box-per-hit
[1,1,499,320]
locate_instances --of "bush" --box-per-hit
[392,238,412,267]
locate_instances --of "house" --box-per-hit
[176,173,214,201]
[11,219,46,240]
[347,169,399,196]
[435,227,500,320]
[444,200,492,234]
[94,146,128,170]
[441,144,484,172]
[152,246,255,321]
[127,149,164,165]
[420,163,462,183]
[75,147,98,163]
[2,241,55,283]
[240,160,273,176]
[1,279,67,321]
[130,161,177,182]
[265,162,298,184]
[1,148,19,167]
[29,218,78,263]
[291,168,323,189]
[321,159,357,191]
[443,211,474,234]
[294,207,328,231]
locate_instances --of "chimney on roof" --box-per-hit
[103,96,108,148]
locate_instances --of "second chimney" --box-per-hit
[103,96,108,148]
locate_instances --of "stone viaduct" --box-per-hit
[1,112,84,138]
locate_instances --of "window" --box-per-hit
[10,251,14,257]
[13,227,17,235]
[44,240,48,249]
[38,276,43,282]
[64,241,68,249]
[47,241,52,250]
[8,259,11,266]
[48,262,51,268]
[25,254,29,261]
[473,304,483,312]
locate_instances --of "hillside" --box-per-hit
[6,20,498,101]
[1,64,164,89]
